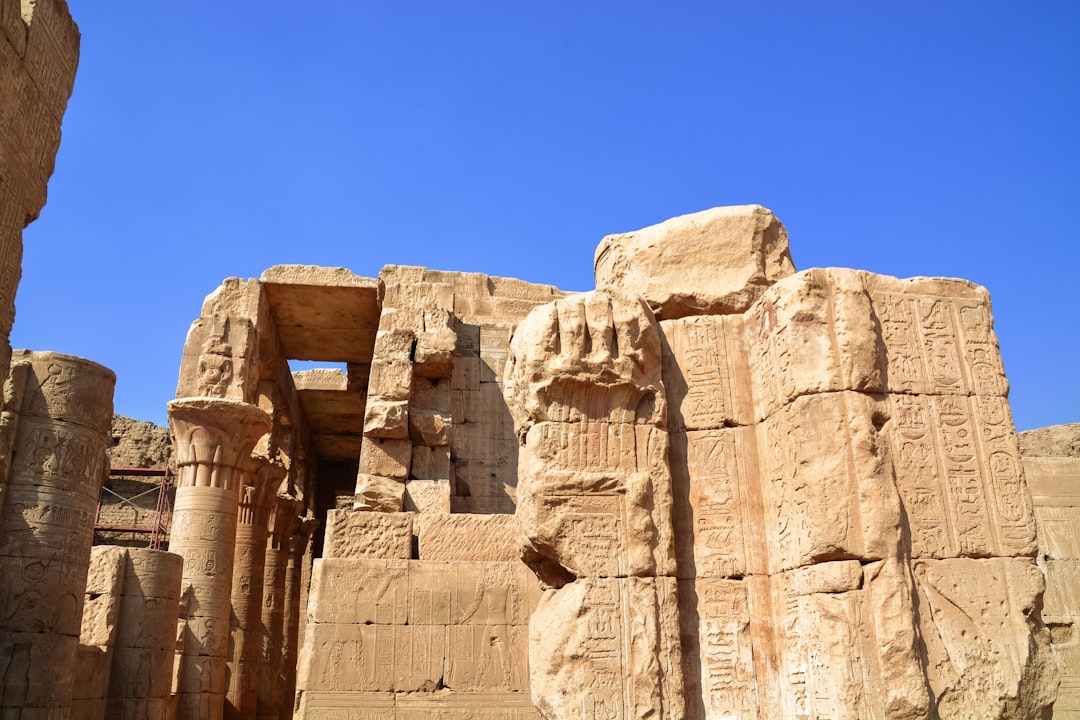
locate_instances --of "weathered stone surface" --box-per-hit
[136,204,1061,718]
[504,210,1055,718]
[416,513,521,562]
[296,559,540,715]
[594,205,796,319]
[353,473,405,512]
[1020,426,1080,717]
[1,351,114,717]
[1021,423,1080,459]
[0,0,80,393]
[323,510,412,559]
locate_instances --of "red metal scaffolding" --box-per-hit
[95,466,174,550]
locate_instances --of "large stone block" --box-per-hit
[594,205,795,319]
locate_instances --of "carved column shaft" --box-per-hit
[257,496,298,720]
[0,351,114,715]
[226,457,284,720]
[168,398,271,720]
[279,519,315,720]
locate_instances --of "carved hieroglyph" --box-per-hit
[0,351,114,716]
[506,206,1058,719]
[294,510,542,718]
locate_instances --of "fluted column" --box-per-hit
[256,495,299,720]
[226,454,285,720]
[279,517,316,720]
[167,398,271,720]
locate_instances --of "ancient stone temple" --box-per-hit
[152,204,1063,719]
[0,3,1072,716]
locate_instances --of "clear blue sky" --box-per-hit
[11,2,1079,430]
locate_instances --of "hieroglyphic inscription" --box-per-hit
[686,431,746,578]
[697,579,757,718]
[575,579,626,720]
[889,393,1034,558]
[873,292,1007,398]
[12,419,105,493]
[890,394,951,558]
[538,493,626,578]
[955,301,1008,397]
[533,421,639,475]
[874,292,927,392]
[663,316,746,429]
[972,395,1036,554]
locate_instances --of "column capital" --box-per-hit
[168,398,272,491]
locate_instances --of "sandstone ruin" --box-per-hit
[1,1,1077,718]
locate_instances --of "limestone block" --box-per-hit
[660,314,754,431]
[744,268,885,419]
[866,273,1009,398]
[0,633,79,708]
[307,559,409,625]
[594,204,795,319]
[295,690,541,719]
[368,359,413,401]
[403,478,451,514]
[81,546,126,646]
[373,328,415,362]
[322,510,413,560]
[358,437,412,480]
[410,445,451,484]
[669,426,766,580]
[757,391,901,573]
[913,557,1057,719]
[529,577,684,720]
[407,561,539,627]
[353,473,405,512]
[414,309,456,378]
[409,408,451,447]
[885,392,1038,559]
[504,291,665,430]
[363,399,409,439]
[107,647,175,700]
[416,513,521,562]
[682,578,759,719]
[103,698,172,720]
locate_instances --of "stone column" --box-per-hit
[0,351,114,716]
[279,517,316,720]
[256,495,299,720]
[167,398,271,720]
[226,454,285,720]
[106,548,185,720]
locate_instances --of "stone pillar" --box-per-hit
[167,398,271,720]
[256,494,299,720]
[279,517,316,720]
[73,546,127,720]
[0,351,114,716]
[226,454,285,720]
[106,548,184,719]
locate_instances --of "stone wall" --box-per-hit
[0,0,79,387]
[96,415,174,546]
[1020,423,1080,716]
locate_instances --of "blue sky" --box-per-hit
[11,2,1079,430]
